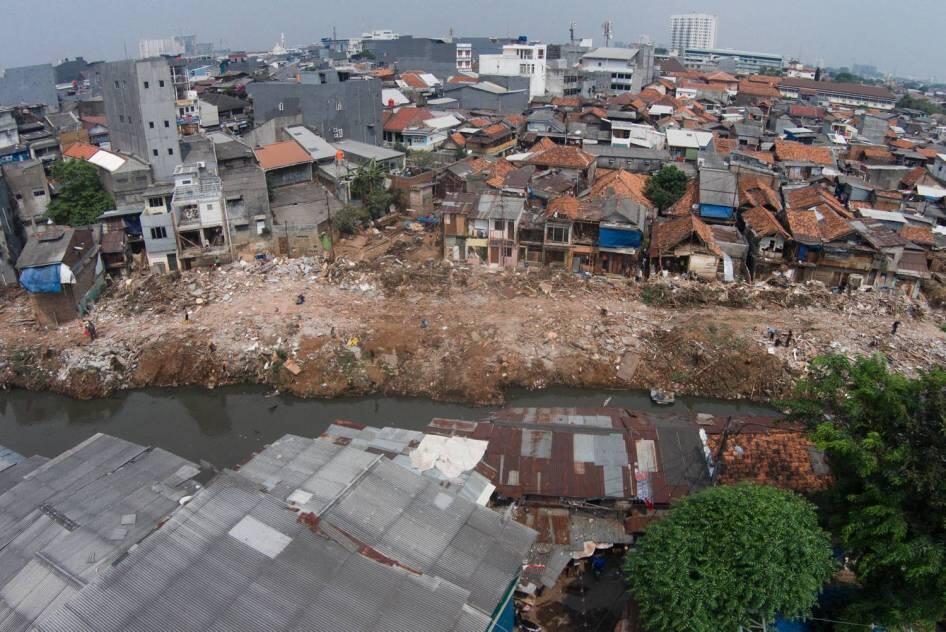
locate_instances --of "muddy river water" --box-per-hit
[0,386,774,467]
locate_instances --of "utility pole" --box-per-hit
[569,21,576,46]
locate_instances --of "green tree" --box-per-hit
[350,160,385,200]
[625,484,833,632]
[644,165,689,212]
[334,205,369,235]
[786,354,946,629]
[46,160,114,226]
[897,94,944,116]
[407,149,437,170]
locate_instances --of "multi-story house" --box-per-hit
[478,42,548,99]
[100,58,182,182]
[170,163,229,268]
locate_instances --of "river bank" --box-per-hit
[1,257,944,405]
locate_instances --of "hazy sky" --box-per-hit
[3,0,944,80]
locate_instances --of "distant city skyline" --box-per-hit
[1,0,943,81]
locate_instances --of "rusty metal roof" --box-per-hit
[427,408,713,506]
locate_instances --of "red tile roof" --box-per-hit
[63,142,99,161]
[399,72,431,90]
[525,144,595,170]
[738,79,782,98]
[649,214,721,258]
[738,175,782,211]
[742,206,789,239]
[383,107,432,133]
[900,224,934,246]
[590,170,651,206]
[667,179,699,217]
[253,140,312,170]
[785,207,852,244]
[774,140,836,166]
[449,132,466,147]
[447,74,478,84]
[780,77,896,101]
[484,159,516,189]
[705,430,832,493]
[788,104,826,119]
[547,195,581,220]
[551,96,580,108]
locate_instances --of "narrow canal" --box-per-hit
[0,386,775,467]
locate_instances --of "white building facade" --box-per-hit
[478,43,547,99]
[456,43,473,72]
[670,14,718,52]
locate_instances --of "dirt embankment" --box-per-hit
[1,250,944,404]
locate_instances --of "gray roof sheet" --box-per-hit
[0,434,199,632]
[40,434,534,632]
[15,227,74,269]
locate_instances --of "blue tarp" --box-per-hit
[699,203,735,220]
[599,227,642,249]
[19,264,61,294]
[123,215,143,236]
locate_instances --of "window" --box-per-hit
[119,115,125,123]
[159,80,165,88]
[503,247,513,258]
[167,148,174,156]
[114,80,119,89]
[278,102,285,112]
[153,149,159,157]
[149,121,155,129]
[32,190,45,197]
[164,120,170,128]
[205,204,214,211]
[14,194,22,201]
[148,197,164,208]
[143,81,150,89]
[150,226,168,240]
[494,220,504,231]
[546,225,569,243]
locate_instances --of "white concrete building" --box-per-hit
[580,46,655,95]
[171,163,230,267]
[478,43,547,99]
[138,38,185,59]
[670,14,718,52]
[456,43,473,72]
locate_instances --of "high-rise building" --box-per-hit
[101,58,182,181]
[670,13,718,52]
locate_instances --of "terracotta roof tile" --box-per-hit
[253,140,312,170]
[706,431,832,493]
[901,224,934,246]
[917,147,939,159]
[888,138,916,150]
[484,159,516,189]
[848,145,895,163]
[742,206,789,239]
[547,195,581,220]
[774,140,836,166]
[529,137,558,154]
[399,72,430,90]
[447,74,478,84]
[450,132,466,146]
[63,142,99,161]
[738,79,781,98]
[503,114,525,127]
[667,179,699,217]
[590,170,651,206]
[649,214,721,257]
[785,209,822,244]
[525,144,595,170]
[383,107,432,133]
[551,96,580,108]
[901,166,928,189]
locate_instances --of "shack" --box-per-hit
[16,226,103,325]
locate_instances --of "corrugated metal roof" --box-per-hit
[427,408,718,504]
[0,434,200,632]
[37,432,535,632]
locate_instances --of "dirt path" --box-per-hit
[1,256,944,404]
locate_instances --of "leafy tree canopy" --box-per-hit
[644,165,689,212]
[46,159,114,227]
[897,94,944,116]
[787,354,946,628]
[625,483,833,632]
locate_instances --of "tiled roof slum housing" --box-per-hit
[34,433,535,632]
[0,434,201,632]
